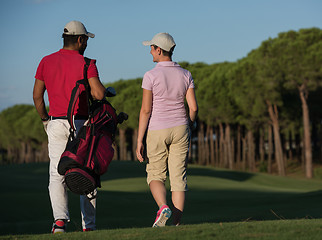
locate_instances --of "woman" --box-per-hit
[136,32,198,227]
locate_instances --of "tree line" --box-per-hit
[0,28,321,178]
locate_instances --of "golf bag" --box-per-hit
[58,57,127,199]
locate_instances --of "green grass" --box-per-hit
[2,219,322,240]
[1,161,322,239]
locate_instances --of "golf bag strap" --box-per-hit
[67,57,92,133]
[83,57,94,115]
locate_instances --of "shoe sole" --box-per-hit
[65,169,96,195]
[152,208,172,227]
[51,223,66,234]
[52,226,65,234]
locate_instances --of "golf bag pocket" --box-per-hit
[58,123,115,197]
[64,168,97,197]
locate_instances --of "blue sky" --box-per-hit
[0,0,321,111]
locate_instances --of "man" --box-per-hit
[33,20,106,233]
[136,33,198,227]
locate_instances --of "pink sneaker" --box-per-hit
[152,205,172,227]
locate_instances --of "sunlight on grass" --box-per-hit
[188,164,322,193]
[100,177,149,192]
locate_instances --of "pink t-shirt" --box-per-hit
[35,49,99,117]
[142,61,195,130]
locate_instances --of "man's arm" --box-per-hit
[88,77,106,100]
[33,79,48,120]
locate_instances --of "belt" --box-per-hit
[50,115,88,120]
[50,116,67,120]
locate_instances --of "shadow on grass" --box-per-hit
[101,161,255,182]
[187,166,254,182]
[92,188,322,231]
[1,161,322,236]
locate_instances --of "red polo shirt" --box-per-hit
[35,49,99,117]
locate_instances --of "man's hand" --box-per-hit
[41,115,50,132]
[33,79,49,130]
[42,119,50,132]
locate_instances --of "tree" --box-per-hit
[197,62,237,167]
[184,62,217,165]
[228,58,271,172]
[0,105,47,163]
[259,28,322,178]
[107,78,142,160]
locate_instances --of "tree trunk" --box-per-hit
[281,133,287,170]
[20,142,26,164]
[236,125,241,169]
[231,138,235,169]
[267,125,273,174]
[132,129,138,161]
[299,83,313,178]
[288,131,293,162]
[242,137,247,171]
[112,144,118,160]
[267,100,285,176]
[247,129,255,171]
[259,129,265,168]
[219,123,225,167]
[7,146,13,163]
[209,126,215,166]
[215,127,219,166]
[119,128,127,161]
[188,139,192,162]
[8,147,19,163]
[295,133,302,164]
[205,124,210,165]
[197,123,202,164]
[225,124,233,169]
[198,122,205,165]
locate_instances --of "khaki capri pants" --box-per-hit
[146,124,190,192]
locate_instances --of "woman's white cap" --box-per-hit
[63,20,95,38]
[143,32,176,51]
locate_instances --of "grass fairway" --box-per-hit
[1,161,322,239]
[3,219,322,240]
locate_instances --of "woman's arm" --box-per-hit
[186,88,198,124]
[136,89,152,162]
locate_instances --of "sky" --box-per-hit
[0,0,321,112]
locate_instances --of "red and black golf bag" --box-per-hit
[58,57,127,199]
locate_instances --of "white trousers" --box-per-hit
[47,119,96,230]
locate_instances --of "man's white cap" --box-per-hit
[142,32,176,51]
[63,20,95,38]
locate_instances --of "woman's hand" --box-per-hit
[136,141,145,162]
